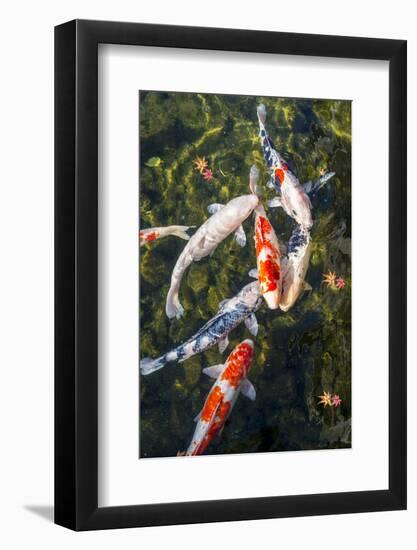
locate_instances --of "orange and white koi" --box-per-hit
[165,167,259,320]
[257,104,313,230]
[185,339,256,456]
[280,226,312,311]
[253,202,282,309]
[139,225,195,247]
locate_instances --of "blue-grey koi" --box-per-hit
[140,280,262,375]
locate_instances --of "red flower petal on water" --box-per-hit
[332,394,342,407]
[202,168,213,181]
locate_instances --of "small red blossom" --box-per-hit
[202,168,214,181]
[335,277,346,290]
[332,394,342,407]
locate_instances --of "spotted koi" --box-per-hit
[185,339,256,456]
[257,104,313,230]
[139,225,195,247]
[253,203,282,309]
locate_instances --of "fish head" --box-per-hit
[279,277,303,312]
[244,193,260,215]
[227,194,259,227]
[240,280,262,308]
[280,237,312,311]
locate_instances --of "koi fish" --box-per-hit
[185,339,256,456]
[280,226,312,311]
[257,104,313,229]
[253,202,282,309]
[165,168,259,319]
[139,225,195,247]
[140,280,262,375]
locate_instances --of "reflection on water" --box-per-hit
[139,92,351,458]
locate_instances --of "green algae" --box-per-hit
[139,91,351,458]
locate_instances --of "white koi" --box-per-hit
[165,168,259,319]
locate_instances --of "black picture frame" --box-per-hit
[55,19,407,531]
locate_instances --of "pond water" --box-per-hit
[139,91,351,458]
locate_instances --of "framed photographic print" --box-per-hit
[55,19,407,530]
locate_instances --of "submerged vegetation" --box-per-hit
[139,91,351,458]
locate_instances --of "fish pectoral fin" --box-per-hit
[218,298,229,309]
[302,180,314,194]
[234,225,246,247]
[266,178,275,189]
[202,364,224,379]
[218,335,230,354]
[303,281,312,292]
[193,411,202,423]
[244,314,259,337]
[241,378,256,401]
[306,171,336,195]
[248,268,259,279]
[267,197,282,209]
[209,245,218,258]
[207,203,224,215]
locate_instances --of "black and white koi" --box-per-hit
[257,104,334,229]
[280,225,312,311]
[140,280,262,376]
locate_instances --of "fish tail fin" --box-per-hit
[165,286,185,320]
[257,103,267,125]
[139,355,167,375]
[170,225,196,241]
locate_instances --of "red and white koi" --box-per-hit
[139,225,195,247]
[253,201,282,309]
[280,226,312,311]
[185,339,256,456]
[257,104,313,230]
[165,167,259,319]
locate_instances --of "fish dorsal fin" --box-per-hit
[207,203,224,215]
[244,314,258,337]
[200,391,223,430]
[202,364,224,379]
[303,281,312,291]
[248,268,259,279]
[218,298,229,309]
[234,225,246,247]
[241,378,256,401]
[218,336,230,354]
[193,412,201,423]
[267,197,282,209]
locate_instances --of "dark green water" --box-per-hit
[139,91,351,458]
